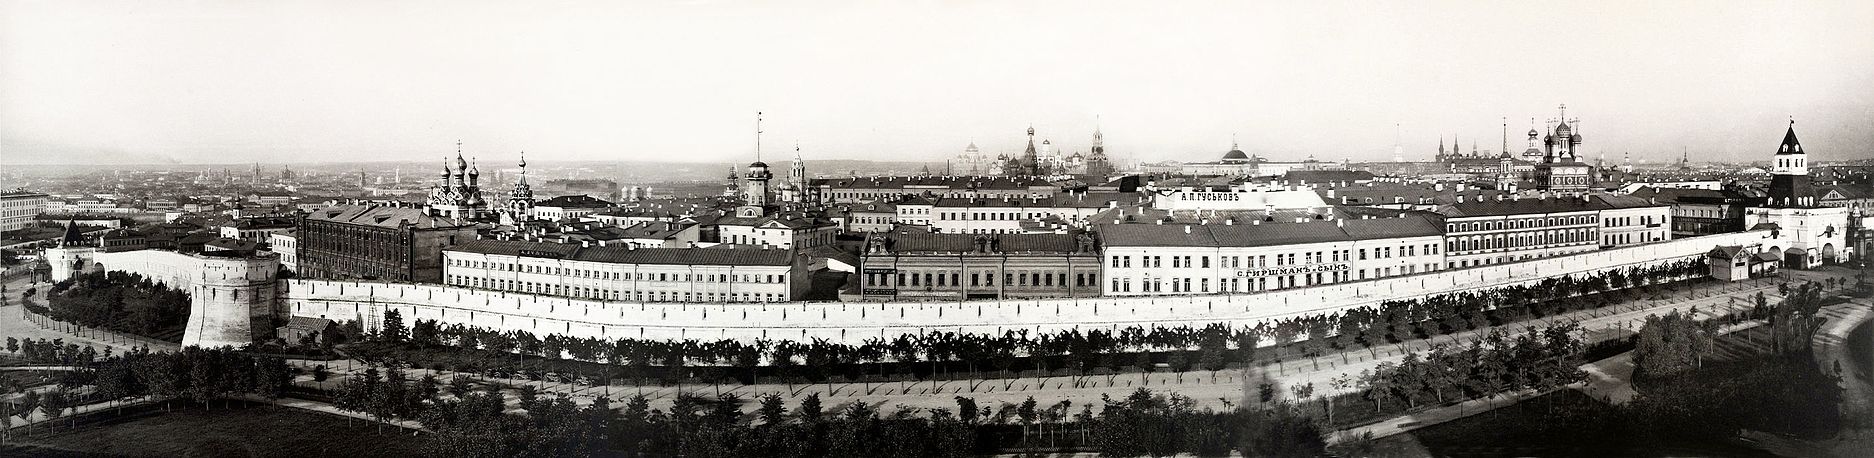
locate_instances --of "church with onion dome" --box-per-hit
[427,142,492,220]
[1533,107,1593,192]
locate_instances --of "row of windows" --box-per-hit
[443,276,784,303]
[865,270,1098,289]
[1447,228,1594,252]
[1108,263,1438,293]
[1107,244,1439,269]
[1604,231,1663,246]
[1603,215,1661,227]
[939,211,1049,221]
[448,258,785,283]
[1447,215,1595,233]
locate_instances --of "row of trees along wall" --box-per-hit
[278,230,1775,346]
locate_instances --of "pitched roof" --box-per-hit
[306,205,468,229]
[1434,193,1663,217]
[447,239,795,266]
[536,194,615,208]
[1282,170,1376,183]
[871,231,1091,254]
[1708,245,1745,260]
[282,316,336,331]
[1100,213,1442,248]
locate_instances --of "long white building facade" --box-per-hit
[1097,214,1446,296]
[443,239,811,303]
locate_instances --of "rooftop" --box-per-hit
[1100,213,1442,248]
[448,238,797,266]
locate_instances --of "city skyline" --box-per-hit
[4,0,1872,166]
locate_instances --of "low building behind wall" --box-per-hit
[282,230,1775,346]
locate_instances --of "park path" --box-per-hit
[1322,277,1868,445]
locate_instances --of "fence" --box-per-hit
[17,303,180,351]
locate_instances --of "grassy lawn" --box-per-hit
[11,402,432,458]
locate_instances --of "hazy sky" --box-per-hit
[4,0,1872,166]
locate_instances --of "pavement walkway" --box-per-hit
[1323,283,1867,445]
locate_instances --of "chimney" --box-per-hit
[1435,182,1445,191]
[1458,194,1465,203]
[1183,225,1191,233]
[1336,218,1344,227]
[1225,218,1234,225]
[1252,219,1260,225]
[1513,194,1521,201]
[1327,189,1337,198]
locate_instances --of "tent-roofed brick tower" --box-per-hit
[1766,121,1816,208]
[1745,120,1848,269]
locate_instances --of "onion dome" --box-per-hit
[1527,128,1540,138]
[454,153,468,171]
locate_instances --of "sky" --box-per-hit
[3,0,1872,166]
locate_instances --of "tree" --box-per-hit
[1634,311,1710,380]
[1166,350,1192,383]
[39,390,69,429]
[447,374,472,398]
[798,393,823,423]
[311,364,330,390]
[380,309,407,344]
[15,390,38,432]
[1017,396,1038,446]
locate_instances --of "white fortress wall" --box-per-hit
[92,249,280,348]
[280,230,1777,346]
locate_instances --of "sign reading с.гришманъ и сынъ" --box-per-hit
[1233,262,1351,278]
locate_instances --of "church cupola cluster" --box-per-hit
[1766,120,1816,207]
[1533,104,1591,192]
[427,141,491,220]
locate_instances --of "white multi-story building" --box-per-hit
[708,213,839,249]
[895,196,934,227]
[1098,214,1445,296]
[0,191,49,232]
[443,239,811,303]
[268,230,298,273]
[219,216,298,243]
[1598,196,1673,248]
[1436,193,1673,269]
[929,192,1128,234]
